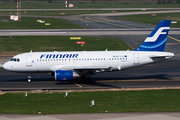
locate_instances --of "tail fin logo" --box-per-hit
[133,20,171,51]
[144,27,169,42]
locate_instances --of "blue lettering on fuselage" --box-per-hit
[40,54,78,59]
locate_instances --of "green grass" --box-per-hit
[118,13,180,27]
[0,16,85,29]
[0,2,179,9]
[0,36,132,55]
[0,89,180,114]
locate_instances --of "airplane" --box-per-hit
[3,20,174,83]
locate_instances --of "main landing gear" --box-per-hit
[81,75,91,83]
[28,74,32,83]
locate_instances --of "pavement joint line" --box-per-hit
[85,16,137,29]
[168,36,180,42]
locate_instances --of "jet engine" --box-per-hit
[55,70,79,81]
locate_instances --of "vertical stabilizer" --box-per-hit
[134,20,171,51]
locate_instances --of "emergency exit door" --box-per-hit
[26,55,32,66]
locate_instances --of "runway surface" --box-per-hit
[0,10,180,90]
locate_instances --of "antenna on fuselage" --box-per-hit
[30,50,32,53]
[105,49,108,51]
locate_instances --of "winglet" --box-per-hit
[134,20,171,51]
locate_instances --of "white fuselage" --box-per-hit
[3,51,174,73]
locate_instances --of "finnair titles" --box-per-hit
[3,20,174,83]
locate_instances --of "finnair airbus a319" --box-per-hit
[3,20,174,83]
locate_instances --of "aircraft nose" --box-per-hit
[3,62,11,71]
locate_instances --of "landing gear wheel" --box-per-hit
[28,74,32,83]
[28,79,31,83]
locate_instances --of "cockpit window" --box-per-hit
[17,58,20,62]
[10,58,20,62]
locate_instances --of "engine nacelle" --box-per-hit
[55,70,79,81]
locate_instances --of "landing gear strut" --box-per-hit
[28,74,32,83]
[81,75,91,83]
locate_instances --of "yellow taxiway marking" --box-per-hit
[168,36,180,42]
[85,16,137,29]
[74,83,82,87]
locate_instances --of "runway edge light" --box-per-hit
[64,91,68,97]
[90,100,94,106]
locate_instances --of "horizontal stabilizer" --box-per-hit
[150,53,174,58]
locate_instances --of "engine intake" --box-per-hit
[55,70,79,81]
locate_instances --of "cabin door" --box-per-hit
[133,53,139,64]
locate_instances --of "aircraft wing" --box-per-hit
[73,66,110,70]
[50,65,120,72]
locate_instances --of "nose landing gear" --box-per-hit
[28,74,32,83]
